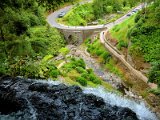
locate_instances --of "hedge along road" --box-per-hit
[47,1,143,30]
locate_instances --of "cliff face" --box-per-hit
[0,76,138,120]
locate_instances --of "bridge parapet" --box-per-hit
[58,27,107,44]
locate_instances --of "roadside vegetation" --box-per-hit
[110,14,136,50]
[109,0,160,93]
[57,0,141,26]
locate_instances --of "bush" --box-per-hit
[135,13,141,23]
[75,58,86,69]
[149,61,160,87]
[87,69,93,74]
[76,67,86,73]
[149,89,160,96]
[101,51,111,63]
[49,69,60,78]
[88,73,101,84]
[81,73,88,79]
[95,49,104,56]
[76,77,87,86]
[20,63,39,78]
[59,47,70,56]
[117,40,128,50]
[104,6,113,13]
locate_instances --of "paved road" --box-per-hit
[47,2,143,30]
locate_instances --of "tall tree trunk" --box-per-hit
[0,29,8,56]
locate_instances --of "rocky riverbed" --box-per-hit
[0,76,139,120]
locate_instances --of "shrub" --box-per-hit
[101,51,111,63]
[95,49,104,56]
[87,69,93,74]
[76,77,87,86]
[88,73,101,84]
[117,40,128,50]
[59,47,70,56]
[149,61,160,87]
[135,13,141,23]
[76,67,86,73]
[49,69,60,78]
[75,58,86,69]
[21,63,39,78]
[104,6,113,13]
[81,73,88,79]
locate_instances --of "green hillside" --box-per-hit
[110,1,160,90]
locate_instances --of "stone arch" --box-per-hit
[68,35,73,40]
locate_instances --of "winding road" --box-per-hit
[47,2,143,30]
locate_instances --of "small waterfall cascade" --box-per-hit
[83,87,158,120]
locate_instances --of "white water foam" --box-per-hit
[83,86,158,120]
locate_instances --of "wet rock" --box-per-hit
[0,76,139,120]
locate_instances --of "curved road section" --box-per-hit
[47,3,143,30]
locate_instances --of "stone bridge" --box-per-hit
[58,26,107,44]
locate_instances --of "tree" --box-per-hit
[92,0,104,18]
[149,61,160,87]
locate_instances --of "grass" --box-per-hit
[85,38,123,78]
[105,59,123,78]
[57,3,94,26]
[57,57,117,92]
[110,14,136,43]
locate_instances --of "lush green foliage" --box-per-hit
[85,38,123,77]
[149,61,160,87]
[61,57,102,86]
[86,38,111,64]
[128,2,160,87]
[110,14,136,50]
[111,1,160,88]
[0,0,66,78]
[28,26,65,56]
[37,0,79,10]
[76,76,87,86]
[58,3,94,26]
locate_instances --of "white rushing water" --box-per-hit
[83,86,158,120]
[33,79,158,120]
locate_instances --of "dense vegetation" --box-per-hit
[85,38,123,77]
[110,14,136,50]
[0,0,116,92]
[37,0,80,10]
[0,0,67,77]
[58,0,140,26]
[128,1,160,88]
[110,0,160,90]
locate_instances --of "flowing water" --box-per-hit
[83,86,158,120]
